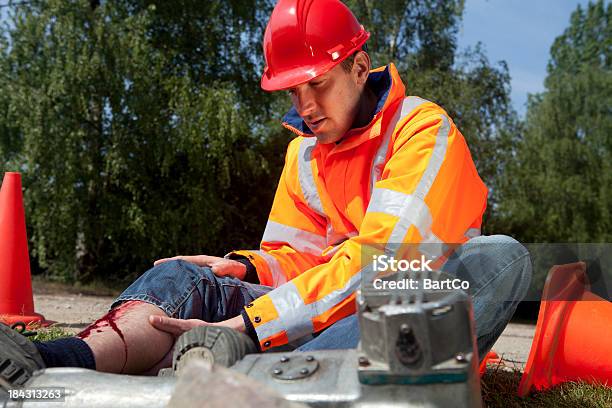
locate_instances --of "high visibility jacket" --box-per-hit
[230,63,488,350]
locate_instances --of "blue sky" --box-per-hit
[458,0,594,117]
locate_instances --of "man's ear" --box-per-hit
[352,51,371,85]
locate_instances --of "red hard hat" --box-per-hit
[261,0,370,91]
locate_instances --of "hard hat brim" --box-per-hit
[260,33,370,92]
[260,62,336,92]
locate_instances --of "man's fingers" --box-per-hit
[153,255,219,267]
[149,315,182,336]
[149,315,188,336]
[149,315,210,337]
[153,257,172,266]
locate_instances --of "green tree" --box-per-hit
[495,0,611,242]
[0,0,277,282]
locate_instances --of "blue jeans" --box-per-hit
[113,235,531,359]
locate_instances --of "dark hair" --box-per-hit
[340,43,369,73]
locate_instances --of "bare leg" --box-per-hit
[76,300,174,374]
[141,348,174,376]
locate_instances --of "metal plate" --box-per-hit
[269,355,319,380]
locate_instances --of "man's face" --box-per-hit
[287,63,363,144]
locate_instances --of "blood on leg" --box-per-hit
[77,300,174,374]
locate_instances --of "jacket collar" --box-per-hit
[281,63,406,141]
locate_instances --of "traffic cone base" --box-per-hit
[518,262,612,396]
[0,313,46,326]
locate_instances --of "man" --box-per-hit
[1,0,531,387]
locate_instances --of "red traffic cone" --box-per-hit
[0,172,46,326]
[518,262,612,396]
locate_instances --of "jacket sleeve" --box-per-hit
[243,107,488,350]
[227,138,329,287]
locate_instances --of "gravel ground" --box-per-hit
[488,323,535,367]
[33,293,115,331]
[31,285,536,369]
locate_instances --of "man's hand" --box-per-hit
[149,315,246,337]
[154,255,247,280]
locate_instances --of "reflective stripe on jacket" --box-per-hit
[229,63,488,350]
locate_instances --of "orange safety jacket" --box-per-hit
[229,63,488,350]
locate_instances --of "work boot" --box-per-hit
[0,323,45,390]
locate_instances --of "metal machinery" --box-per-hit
[2,271,482,407]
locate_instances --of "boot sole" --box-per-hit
[0,357,31,387]
[0,324,44,390]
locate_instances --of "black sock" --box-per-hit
[34,337,96,370]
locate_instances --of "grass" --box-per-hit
[0,321,75,342]
[16,326,612,407]
[482,365,612,407]
[26,324,74,342]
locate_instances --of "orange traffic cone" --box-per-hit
[0,172,46,325]
[518,262,612,396]
[479,351,501,377]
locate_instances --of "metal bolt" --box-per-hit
[300,368,309,375]
[358,356,370,366]
[455,353,467,363]
[273,368,283,375]
[305,355,315,362]
[280,356,290,363]
[400,324,411,334]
